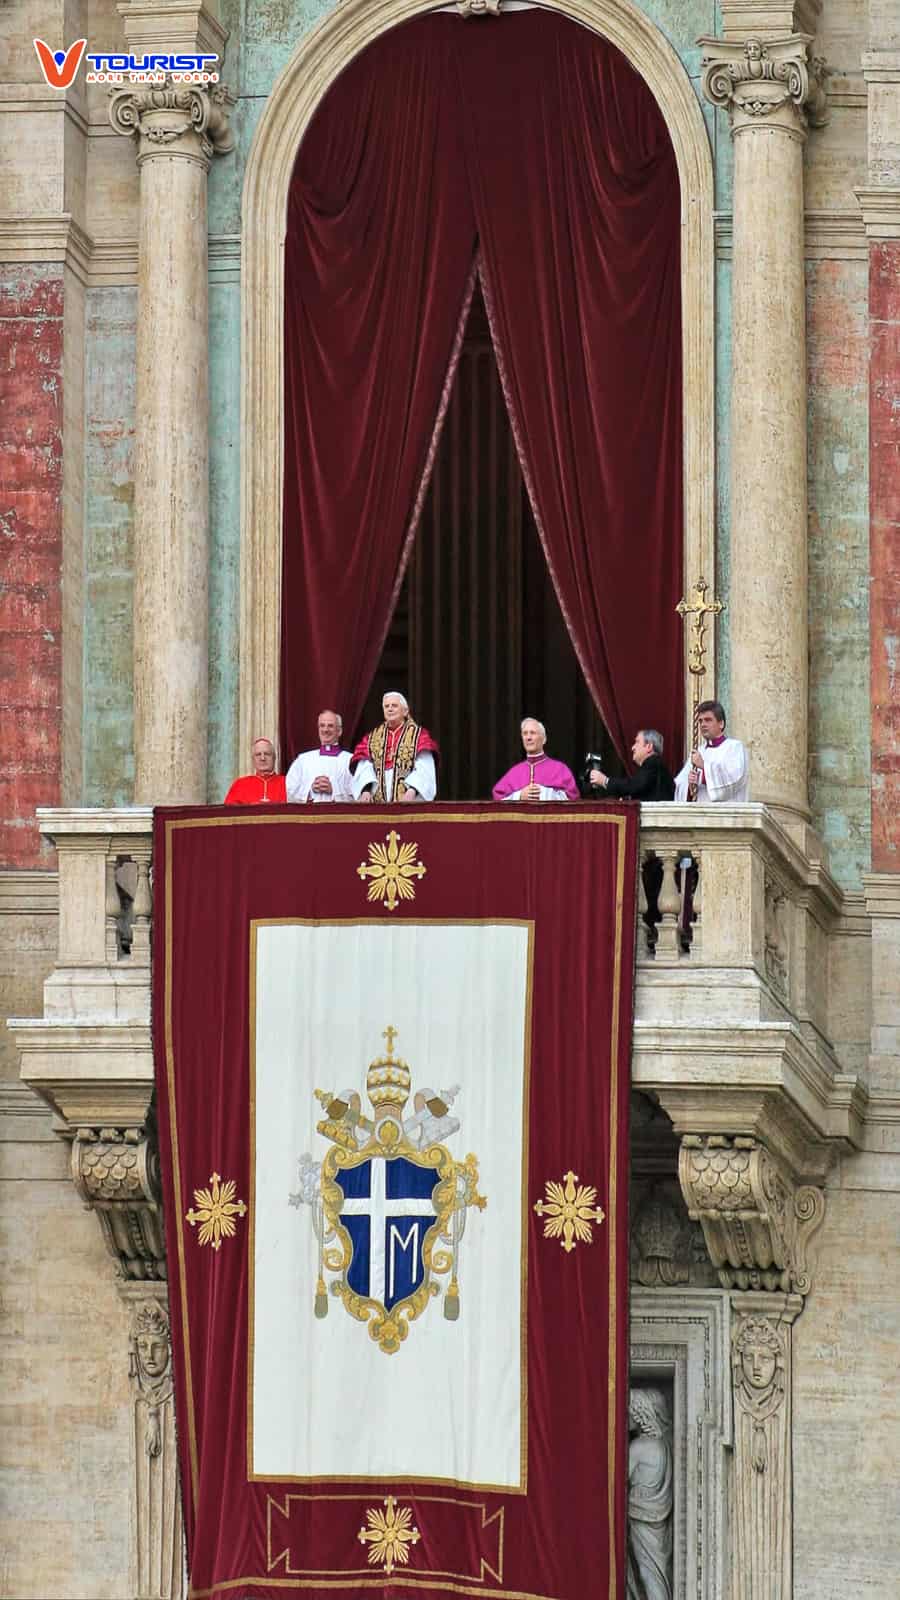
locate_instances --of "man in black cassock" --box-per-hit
[586,730,675,801]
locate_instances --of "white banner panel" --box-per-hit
[251,920,531,1490]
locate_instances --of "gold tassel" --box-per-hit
[444,1280,460,1321]
[314,1277,328,1318]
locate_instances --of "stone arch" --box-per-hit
[240,0,715,750]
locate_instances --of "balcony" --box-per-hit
[9,804,866,1205]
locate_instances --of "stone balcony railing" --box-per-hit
[9,803,866,1266]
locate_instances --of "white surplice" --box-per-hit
[352,751,437,802]
[285,747,354,803]
[674,737,749,803]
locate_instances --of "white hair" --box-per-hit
[318,709,343,732]
[521,717,546,740]
[252,735,276,752]
[383,691,409,713]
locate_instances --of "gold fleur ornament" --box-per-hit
[534,1170,605,1253]
[185,1172,247,1251]
[357,830,426,911]
[358,1496,421,1573]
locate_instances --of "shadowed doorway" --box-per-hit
[360,285,622,799]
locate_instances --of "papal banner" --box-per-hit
[152,802,639,1600]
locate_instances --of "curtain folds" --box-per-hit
[281,11,684,767]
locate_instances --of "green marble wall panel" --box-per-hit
[806,259,870,889]
[208,277,242,800]
[82,287,136,805]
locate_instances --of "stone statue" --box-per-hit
[626,1387,674,1600]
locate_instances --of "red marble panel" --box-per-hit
[0,268,63,867]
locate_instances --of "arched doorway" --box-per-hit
[240,0,716,762]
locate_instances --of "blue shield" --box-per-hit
[336,1157,439,1310]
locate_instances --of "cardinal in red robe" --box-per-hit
[224,737,287,804]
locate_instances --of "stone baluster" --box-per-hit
[654,848,682,959]
[689,849,702,958]
[637,854,651,958]
[109,82,233,804]
[131,850,153,967]
[105,855,123,963]
[699,36,827,826]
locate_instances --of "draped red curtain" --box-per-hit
[281,11,683,767]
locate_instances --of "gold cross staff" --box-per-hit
[676,576,725,685]
[676,578,726,803]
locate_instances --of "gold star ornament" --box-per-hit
[185,1172,247,1251]
[358,1496,421,1573]
[534,1170,605,1253]
[357,830,426,911]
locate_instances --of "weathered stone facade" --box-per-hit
[2,0,900,1596]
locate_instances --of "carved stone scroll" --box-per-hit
[71,1126,165,1279]
[121,1285,186,1600]
[109,78,234,169]
[678,1134,824,1295]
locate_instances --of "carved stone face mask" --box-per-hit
[137,1333,169,1378]
[741,1342,777,1391]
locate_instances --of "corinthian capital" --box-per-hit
[699,35,828,135]
[109,78,234,168]
[678,1133,825,1296]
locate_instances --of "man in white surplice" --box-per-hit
[674,699,749,803]
[285,709,355,803]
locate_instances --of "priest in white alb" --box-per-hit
[674,700,749,802]
[285,709,355,803]
[351,692,439,803]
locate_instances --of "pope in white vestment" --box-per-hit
[285,710,355,803]
[674,702,749,803]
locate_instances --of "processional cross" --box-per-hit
[676,577,726,799]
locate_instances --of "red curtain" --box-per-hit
[282,12,683,767]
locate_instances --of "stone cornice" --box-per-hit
[855,188,900,239]
[0,225,242,287]
[714,209,868,260]
[0,869,58,912]
[633,1019,865,1178]
[0,215,92,283]
[863,872,900,916]
[117,0,229,58]
[860,50,900,84]
[9,1019,153,1127]
[699,34,828,137]
[718,0,821,41]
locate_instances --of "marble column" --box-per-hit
[699,37,827,825]
[109,83,233,803]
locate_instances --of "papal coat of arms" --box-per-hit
[290,1027,486,1354]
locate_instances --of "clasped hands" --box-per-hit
[359,788,418,804]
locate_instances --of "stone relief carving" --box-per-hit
[764,873,790,999]
[678,1134,824,1295]
[730,1299,797,1600]
[630,1180,716,1289]
[125,1290,186,1600]
[109,77,233,165]
[700,36,828,131]
[627,1387,674,1600]
[71,1126,165,1279]
[457,0,502,13]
